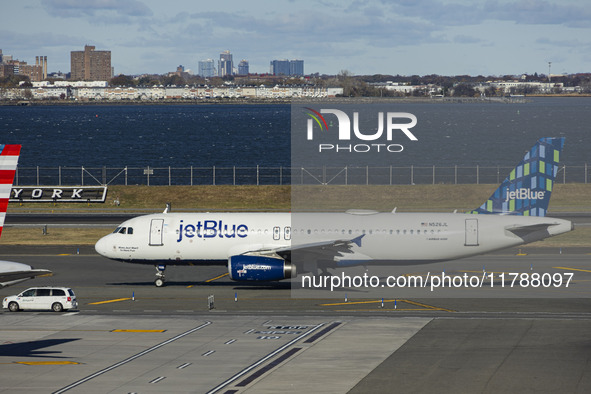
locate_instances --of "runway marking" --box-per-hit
[205,273,229,283]
[303,322,342,344]
[149,376,166,384]
[88,298,132,305]
[53,321,212,394]
[320,300,396,306]
[554,267,591,273]
[186,272,229,288]
[206,323,324,394]
[397,299,455,312]
[235,347,302,388]
[111,329,166,333]
[12,361,80,366]
[319,299,455,312]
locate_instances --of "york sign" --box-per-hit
[10,186,107,203]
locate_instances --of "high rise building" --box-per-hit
[198,59,216,78]
[289,59,304,76]
[270,59,290,76]
[0,50,45,81]
[71,45,112,81]
[270,59,305,76]
[218,50,233,77]
[237,60,249,75]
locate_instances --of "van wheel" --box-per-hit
[8,301,19,312]
[52,302,64,312]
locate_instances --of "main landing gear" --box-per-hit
[155,264,166,287]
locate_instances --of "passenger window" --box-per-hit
[284,226,291,240]
[22,289,36,297]
[52,289,65,296]
[37,289,51,296]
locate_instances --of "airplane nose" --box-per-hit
[95,236,111,257]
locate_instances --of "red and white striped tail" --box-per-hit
[0,145,21,238]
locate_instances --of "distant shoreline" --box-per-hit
[0,95,555,106]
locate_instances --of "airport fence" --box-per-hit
[12,164,591,186]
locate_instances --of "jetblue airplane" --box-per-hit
[95,138,573,287]
[0,145,52,288]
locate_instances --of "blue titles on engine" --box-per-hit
[177,220,248,242]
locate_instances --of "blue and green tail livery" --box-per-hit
[470,137,565,217]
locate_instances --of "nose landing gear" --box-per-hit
[155,264,166,287]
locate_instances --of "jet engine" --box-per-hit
[228,255,296,281]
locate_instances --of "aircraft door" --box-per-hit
[465,218,479,246]
[149,219,164,246]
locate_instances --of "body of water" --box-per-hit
[0,98,589,168]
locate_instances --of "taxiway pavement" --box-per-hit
[1,247,591,393]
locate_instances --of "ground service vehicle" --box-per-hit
[3,287,77,312]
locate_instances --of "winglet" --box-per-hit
[0,145,21,239]
[351,234,365,247]
[469,138,564,217]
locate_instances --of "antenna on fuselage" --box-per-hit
[163,202,171,214]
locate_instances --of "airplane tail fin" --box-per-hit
[0,145,21,238]
[469,138,564,217]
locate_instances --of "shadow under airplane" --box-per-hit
[0,338,80,358]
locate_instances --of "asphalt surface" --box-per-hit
[1,247,591,393]
[5,211,591,226]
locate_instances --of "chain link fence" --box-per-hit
[13,165,590,186]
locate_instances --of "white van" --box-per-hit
[2,287,77,312]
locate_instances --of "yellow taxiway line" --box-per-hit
[187,272,230,288]
[88,297,132,305]
[554,267,591,273]
[320,299,455,312]
[13,361,80,366]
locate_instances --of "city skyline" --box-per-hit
[2,0,591,77]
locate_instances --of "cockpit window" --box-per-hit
[113,226,133,235]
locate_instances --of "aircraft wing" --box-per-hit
[0,269,53,288]
[273,234,365,262]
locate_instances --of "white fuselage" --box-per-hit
[95,211,573,266]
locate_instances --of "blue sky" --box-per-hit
[2,0,590,76]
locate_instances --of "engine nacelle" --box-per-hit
[228,255,296,281]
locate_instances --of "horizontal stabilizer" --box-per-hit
[0,269,52,288]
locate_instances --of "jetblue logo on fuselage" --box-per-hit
[177,220,248,242]
[505,188,545,202]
